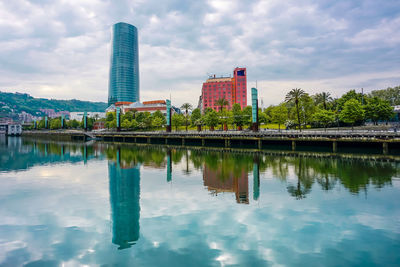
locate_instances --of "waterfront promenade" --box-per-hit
[22,129,400,155]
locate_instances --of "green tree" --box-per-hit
[121,119,131,129]
[219,109,233,130]
[285,88,306,131]
[152,117,165,128]
[180,103,193,131]
[242,106,252,128]
[314,92,332,110]
[232,103,244,129]
[172,113,184,131]
[364,97,395,124]
[336,90,364,111]
[369,86,400,106]
[313,109,335,131]
[339,99,365,130]
[216,98,229,112]
[50,118,61,129]
[271,104,288,131]
[191,108,202,126]
[204,109,219,130]
[152,110,166,127]
[106,112,115,122]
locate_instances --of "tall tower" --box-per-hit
[108,22,140,106]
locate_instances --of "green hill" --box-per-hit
[0,91,107,116]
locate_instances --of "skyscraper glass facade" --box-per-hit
[108,22,140,106]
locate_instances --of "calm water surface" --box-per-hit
[0,137,399,266]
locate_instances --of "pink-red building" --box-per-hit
[201,67,247,112]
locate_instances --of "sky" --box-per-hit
[0,0,399,107]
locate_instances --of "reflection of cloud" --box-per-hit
[0,149,400,265]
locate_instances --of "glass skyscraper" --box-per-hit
[108,22,140,106]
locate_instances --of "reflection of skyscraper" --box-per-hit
[108,22,140,106]
[203,165,249,204]
[108,152,140,250]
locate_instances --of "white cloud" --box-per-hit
[0,0,398,108]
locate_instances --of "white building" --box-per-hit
[68,112,106,121]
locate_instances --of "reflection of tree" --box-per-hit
[286,158,313,199]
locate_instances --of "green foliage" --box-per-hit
[191,108,202,126]
[270,104,288,131]
[339,99,365,128]
[285,88,306,131]
[204,109,219,129]
[313,92,333,110]
[336,90,363,111]
[0,91,107,116]
[364,97,395,124]
[313,109,336,129]
[216,98,229,112]
[242,106,252,127]
[67,119,80,128]
[50,118,61,129]
[232,103,244,127]
[172,113,184,131]
[369,86,400,106]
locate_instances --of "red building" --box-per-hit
[201,67,247,112]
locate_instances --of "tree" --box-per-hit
[121,119,131,129]
[285,88,306,131]
[299,94,316,126]
[204,109,219,130]
[242,106,252,128]
[152,117,165,128]
[339,99,365,130]
[191,108,202,126]
[232,103,244,129]
[219,109,233,130]
[172,113,184,131]
[180,103,192,131]
[313,109,335,131]
[314,92,332,110]
[370,86,400,106]
[336,90,363,111]
[50,118,61,129]
[106,112,115,122]
[152,110,166,127]
[216,98,229,112]
[271,104,288,131]
[364,97,395,124]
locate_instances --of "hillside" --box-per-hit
[0,91,107,116]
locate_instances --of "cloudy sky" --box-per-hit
[0,0,399,107]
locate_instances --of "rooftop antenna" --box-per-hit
[256,80,258,89]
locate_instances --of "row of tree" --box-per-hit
[31,86,397,131]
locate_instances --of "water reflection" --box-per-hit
[1,138,398,201]
[108,148,140,250]
[1,138,400,265]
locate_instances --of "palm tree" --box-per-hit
[314,92,332,110]
[285,88,305,131]
[216,98,229,112]
[180,103,192,131]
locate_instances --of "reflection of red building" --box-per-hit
[203,165,249,204]
[201,67,247,111]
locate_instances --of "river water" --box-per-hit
[0,137,399,266]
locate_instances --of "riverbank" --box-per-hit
[22,130,400,155]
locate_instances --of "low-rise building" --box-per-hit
[69,112,106,121]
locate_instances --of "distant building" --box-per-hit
[108,22,140,106]
[107,100,168,115]
[394,105,400,121]
[0,123,22,136]
[201,67,247,112]
[69,112,106,121]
